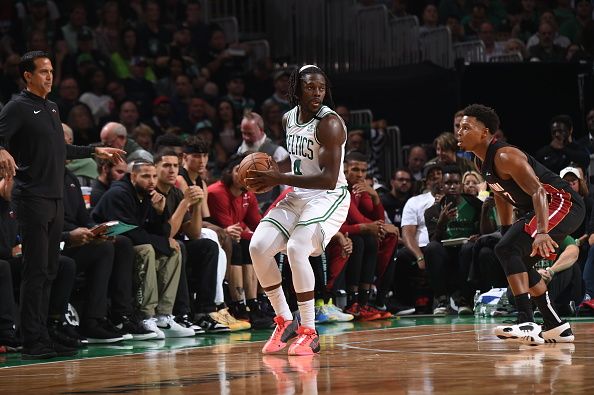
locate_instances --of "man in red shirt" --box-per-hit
[333,152,398,319]
[207,154,272,329]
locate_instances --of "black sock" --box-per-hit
[358,289,371,306]
[347,291,358,307]
[533,291,563,328]
[515,293,534,323]
[246,298,259,312]
[233,300,247,316]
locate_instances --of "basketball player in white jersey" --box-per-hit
[246,65,350,356]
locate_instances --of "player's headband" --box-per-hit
[299,64,320,73]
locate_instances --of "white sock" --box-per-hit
[298,299,315,329]
[266,286,293,321]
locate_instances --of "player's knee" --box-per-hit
[248,237,266,260]
[494,239,513,263]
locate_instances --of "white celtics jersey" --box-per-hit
[285,105,348,196]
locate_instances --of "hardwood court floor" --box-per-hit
[2,317,594,394]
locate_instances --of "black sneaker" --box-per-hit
[248,309,275,330]
[385,298,416,316]
[50,342,79,357]
[0,328,22,352]
[113,315,159,340]
[195,314,231,333]
[175,314,206,334]
[21,342,57,360]
[79,319,125,344]
[58,321,89,345]
[48,319,85,349]
[258,296,276,318]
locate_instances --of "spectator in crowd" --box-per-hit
[245,58,274,111]
[153,151,235,333]
[155,56,185,97]
[509,0,539,43]
[576,107,594,156]
[504,38,528,59]
[55,77,80,122]
[261,101,285,148]
[62,27,110,81]
[559,0,593,46]
[0,54,24,104]
[526,11,571,49]
[340,152,398,319]
[215,98,242,158]
[136,0,170,59]
[462,170,485,196]
[110,26,156,82]
[222,72,255,120]
[67,102,98,147]
[78,67,114,125]
[123,56,157,119]
[170,74,195,126]
[200,24,248,90]
[479,21,505,60]
[146,96,175,139]
[94,1,124,56]
[61,2,91,53]
[560,166,593,264]
[534,114,589,175]
[63,122,98,188]
[407,144,428,182]
[419,3,441,33]
[61,160,154,342]
[131,124,155,153]
[425,132,478,175]
[91,158,128,207]
[92,160,192,339]
[424,165,497,315]
[183,0,209,55]
[100,121,153,163]
[394,163,443,311]
[380,167,414,229]
[262,69,291,115]
[116,100,144,136]
[207,155,273,329]
[532,236,583,316]
[528,21,567,61]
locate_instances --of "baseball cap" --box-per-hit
[153,96,170,106]
[423,162,443,179]
[560,166,582,180]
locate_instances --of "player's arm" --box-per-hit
[247,114,345,190]
[493,193,513,227]
[495,147,558,256]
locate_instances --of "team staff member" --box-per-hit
[0,51,124,359]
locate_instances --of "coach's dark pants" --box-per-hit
[16,197,63,347]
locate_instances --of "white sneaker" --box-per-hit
[142,318,165,340]
[541,321,574,343]
[156,315,195,338]
[325,299,354,322]
[494,322,544,346]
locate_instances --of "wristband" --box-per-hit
[416,256,425,262]
[546,267,555,276]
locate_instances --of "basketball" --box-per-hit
[237,152,278,193]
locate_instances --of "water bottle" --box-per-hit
[473,290,482,317]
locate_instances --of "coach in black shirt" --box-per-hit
[0,51,124,359]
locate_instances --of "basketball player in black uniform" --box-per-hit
[457,104,584,345]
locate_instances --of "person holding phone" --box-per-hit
[423,165,497,315]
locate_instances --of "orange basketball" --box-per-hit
[237,152,278,193]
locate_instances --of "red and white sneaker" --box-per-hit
[287,326,320,356]
[262,316,299,354]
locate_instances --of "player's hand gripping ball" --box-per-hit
[237,152,279,193]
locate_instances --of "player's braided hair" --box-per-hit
[287,65,334,109]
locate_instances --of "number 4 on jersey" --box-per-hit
[293,159,302,175]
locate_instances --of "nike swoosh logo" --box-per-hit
[159,324,172,329]
[33,110,41,114]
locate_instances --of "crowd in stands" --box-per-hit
[1,0,594,356]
